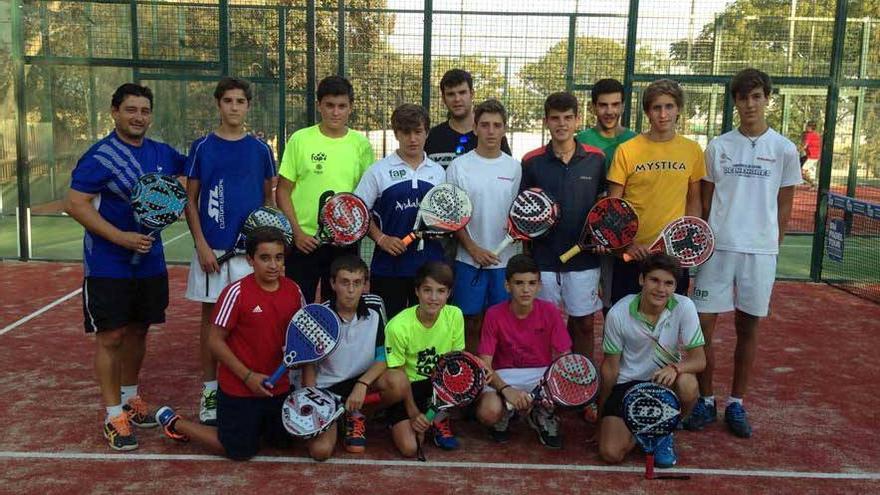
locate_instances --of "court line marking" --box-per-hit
[0,451,877,480]
[0,231,189,337]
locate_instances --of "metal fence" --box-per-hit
[0,0,878,286]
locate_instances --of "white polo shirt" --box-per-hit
[316,293,387,389]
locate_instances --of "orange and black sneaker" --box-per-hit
[124,395,158,428]
[344,411,367,453]
[155,406,189,443]
[104,413,138,451]
[582,402,598,424]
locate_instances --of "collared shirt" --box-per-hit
[316,293,387,389]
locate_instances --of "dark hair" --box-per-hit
[591,78,625,104]
[214,76,253,102]
[317,75,354,103]
[330,254,369,280]
[391,103,430,133]
[642,79,684,113]
[730,68,772,99]
[439,68,474,92]
[806,120,817,130]
[544,91,579,117]
[111,83,153,109]
[505,254,540,281]
[639,253,682,281]
[414,260,454,289]
[245,226,288,257]
[474,98,507,126]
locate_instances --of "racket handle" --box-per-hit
[262,364,287,388]
[559,245,582,263]
[492,236,514,256]
[425,408,437,422]
[215,250,236,265]
[363,392,381,406]
[400,232,418,247]
[646,453,655,480]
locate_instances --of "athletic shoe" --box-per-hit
[344,412,367,453]
[527,406,562,449]
[432,417,460,450]
[199,388,218,426]
[489,409,514,443]
[654,433,677,468]
[104,413,138,451]
[155,406,189,442]
[683,400,717,431]
[582,403,598,424]
[124,395,158,428]
[724,402,753,438]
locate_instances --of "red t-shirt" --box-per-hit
[477,299,572,370]
[212,274,304,397]
[802,130,821,159]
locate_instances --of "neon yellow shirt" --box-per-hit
[607,134,705,245]
[278,125,375,236]
[384,305,465,382]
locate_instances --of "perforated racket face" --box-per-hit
[544,353,600,407]
[319,193,370,245]
[622,382,681,438]
[130,173,187,230]
[281,387,344,438]
[509,188,559,239]
[430,351,487,406]
[586,198,639,249]
[420,183,473,233]
[659,216,715,267]
[282,304,341,366]
[243,206,293,245]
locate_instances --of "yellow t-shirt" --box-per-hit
[278,125,375,236]
[607,134,706,245]
[384,305,465,382]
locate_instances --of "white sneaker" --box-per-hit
[199,388,218,425]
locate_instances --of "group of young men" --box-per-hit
[65,66,800,469]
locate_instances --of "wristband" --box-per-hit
[243,369,253,383]
[377,234,386,245]
[671,363,681,375]
[356,380,370,388]
[498,384,511,395]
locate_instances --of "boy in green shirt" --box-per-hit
[576,78,637,170]
[383,261,465,456]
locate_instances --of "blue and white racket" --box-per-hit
[130,173,187,265]
[263,304,341,388]
[622,382,689,480]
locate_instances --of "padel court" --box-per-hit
[1,261,878,493]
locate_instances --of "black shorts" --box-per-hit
[386,378,433,426]
[610,258,689,306]
[82,276,169,333]
[370,276,415,320]
[601,380,646,419]
[217,388,292,461]
[325,377,359,399]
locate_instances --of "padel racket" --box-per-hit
[281,387,345,439]
[264,304,341,388]
[401,183,472,247]
[622,216,715,268]
[215,206,292,265]
[130,173,188,265]
[559,197,638,263]
[622,382,689,480]
[492,188,560,255]
[315,192,370,246]
[505,353,599,410]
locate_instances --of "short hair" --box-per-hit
[391,103,430,133]
[806,120,817,130]
[245,226,288,257]
[111,83,153,109]
[544,92,579,117]
[214,76,253,102]
[642,79,684,113]
[330,254,369,280]
[414,260,454,289]
[317,75,354,103]
[439,68,474,92]
[591,78,625,104]
[730,68,772,99]
[505,254,540,281]
[474,98,508,126]
[639,253,682,281]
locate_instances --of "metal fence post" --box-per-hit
[621,0,639,128]
[421,0,433,111]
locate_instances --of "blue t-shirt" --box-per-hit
[185,133,276,250]
[71,132,186,278]
[354,152,446,277]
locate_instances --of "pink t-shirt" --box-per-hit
[478,299,572,370]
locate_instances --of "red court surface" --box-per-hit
[1,260,879,494]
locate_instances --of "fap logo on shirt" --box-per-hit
[311,152,327,174]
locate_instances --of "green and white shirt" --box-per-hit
[603,293,704,384]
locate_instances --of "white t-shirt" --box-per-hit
[315,294,386,389]
[704,128,802,254]
[446,149,522,267]
[603,294,705,384]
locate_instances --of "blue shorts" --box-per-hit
[452,262,509,316]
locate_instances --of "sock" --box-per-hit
[120,385,138,404]
[106,404,124,420]
[202,380,218,393]
[727,396,743,407]
[701,395,715,406]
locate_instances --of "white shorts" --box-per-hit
[538,269,602,317]
[185,249,253,303]
[482,367,546,394]
[691,251,777,317]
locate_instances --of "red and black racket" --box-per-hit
[559,197,639,263]
[622,216,715,268]
[492,187,560,255]
[504,353,599,410]
[315,192,370,246]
